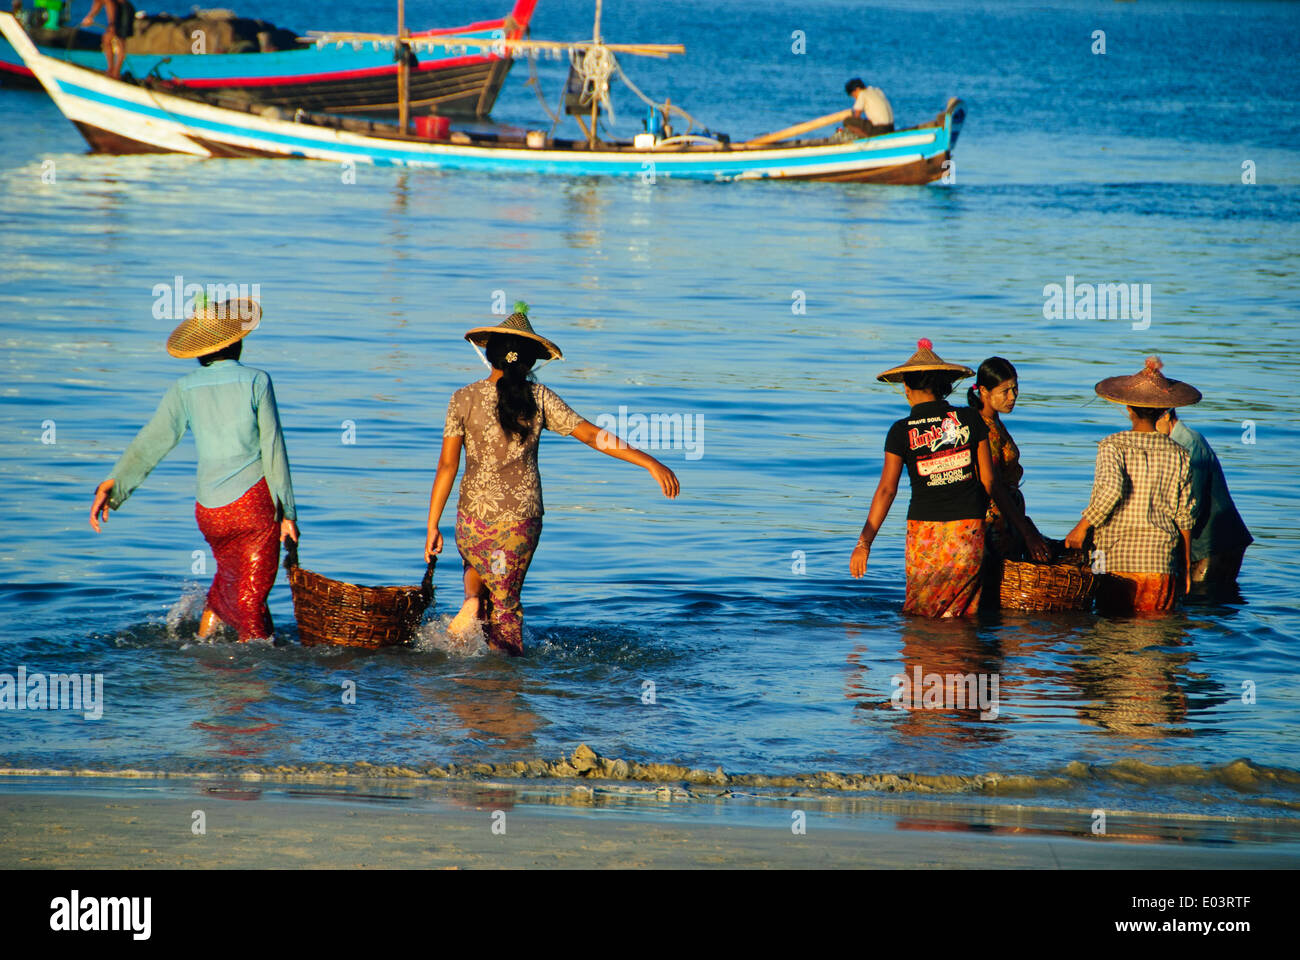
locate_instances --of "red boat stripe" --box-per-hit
[416,18,507,37]
[175,55,495,89]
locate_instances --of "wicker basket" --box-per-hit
[998,539,1097,612]
[283,540,435,647]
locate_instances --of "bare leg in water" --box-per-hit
[449,564,491,636]
[198,606,224,639]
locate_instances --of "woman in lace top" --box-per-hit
[424,304,680,655]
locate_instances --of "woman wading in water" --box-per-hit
[849,339,994,618]
[1065,357,1197,615]
[89,297,298,641]
[967,357,1050,564]
[425,303,679,655]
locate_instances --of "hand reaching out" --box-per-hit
[1025,530,1052,562]
[850,542,869,578]
[89,479,114,533]
[648,461,679,499]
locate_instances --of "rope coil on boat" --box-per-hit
[571,42,617,123]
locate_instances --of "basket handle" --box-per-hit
[283,535,299,571]
[421,555,437,602]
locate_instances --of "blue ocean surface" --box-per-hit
[1,0,1298,820]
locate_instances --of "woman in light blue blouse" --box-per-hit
[88,298,297,641]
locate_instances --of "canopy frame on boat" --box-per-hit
[303,0,686,146]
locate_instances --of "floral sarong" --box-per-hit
[1096,572,1179,616]
[456,511,543,656]
[194,477,279,641]
[904,519,985,618]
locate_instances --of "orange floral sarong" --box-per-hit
[455,511,543,656]
[904,519,985,618]
[1096,572,1179,616]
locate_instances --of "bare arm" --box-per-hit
[570,419,679,498]
[80,0,106,27]
[850,453,903,578]
[975,439,994,498]
[424,434,463,561]
[984,446,1049,561]
[1067,442,1121,550]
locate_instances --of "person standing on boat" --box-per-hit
[424,303,680,656]
[844,78,895,136]
[849,339,994,618]
[1154,407,1252,588]
[88,296,299,642]
[1064,357,1198,615]
[78,0,133,80]
[967,357,1051,564]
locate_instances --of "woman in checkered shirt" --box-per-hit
[1065,358,1199,615]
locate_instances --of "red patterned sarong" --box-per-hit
[194,477,279,641]
[1096,572,1178,616]
[904,519,985,618]
[455,511,543,656]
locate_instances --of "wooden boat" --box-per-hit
[0,1,536,117]
[0,11,963,184]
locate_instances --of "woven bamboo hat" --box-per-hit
[166,296,262,359]
[463,301,562,360]
[876,337,975,383]
[1094,356,1201,408]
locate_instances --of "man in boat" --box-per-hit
[844,78,895,137]
[78,0,134,79]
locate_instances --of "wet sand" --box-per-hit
[3,776,1298,869]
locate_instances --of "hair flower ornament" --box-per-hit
[506,351,519,363]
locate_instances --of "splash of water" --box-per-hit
[411,613,491,658]
[164,584,207,642]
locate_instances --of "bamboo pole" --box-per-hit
[586,0,602,148]
[301,32,684,58]
[743,109,852,146]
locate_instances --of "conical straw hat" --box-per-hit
[877,337,975,383]
[166,296,261,358]
[463,301,563,360]
[1094,356,1201,408]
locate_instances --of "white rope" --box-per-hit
[570,43,617,123]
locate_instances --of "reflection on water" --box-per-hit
[0,0,1298,821]
[1073,617,1194,739]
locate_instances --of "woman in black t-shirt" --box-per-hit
[850,339,995,618]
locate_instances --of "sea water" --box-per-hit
[0,0,1298,821]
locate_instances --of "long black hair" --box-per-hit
[967,356,1017,408]
[902,369,958,398]
[485,332,546,439]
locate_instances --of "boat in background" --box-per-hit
[0,10,963,184]
[0,1,536,117]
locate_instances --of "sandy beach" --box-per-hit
[3,774,1298,869]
